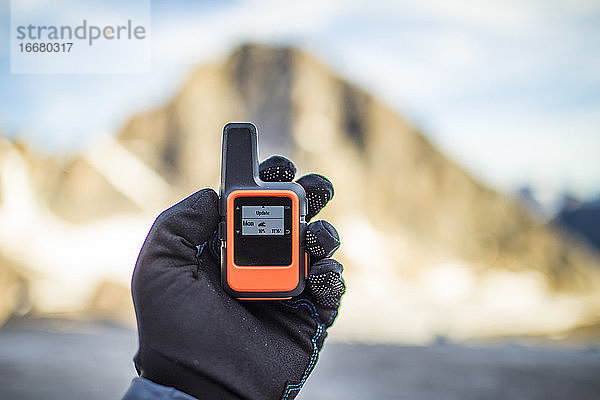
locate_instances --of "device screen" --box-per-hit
[234,196,292,266]
[241,206,284,235]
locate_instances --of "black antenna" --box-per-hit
[220,122,260,197]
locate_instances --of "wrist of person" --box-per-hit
[123,376,200,400]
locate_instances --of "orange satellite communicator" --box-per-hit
[218,122,308,299]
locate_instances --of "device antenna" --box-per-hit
[220,122,259,195]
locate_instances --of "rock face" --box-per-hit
[116,44,600,287]
[554,197,600,255]
[3,43,600,341]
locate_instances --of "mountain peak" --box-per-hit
[4,42,600,341]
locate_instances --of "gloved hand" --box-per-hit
[131,155,345,400]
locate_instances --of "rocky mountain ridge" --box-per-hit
[2,43,600,342]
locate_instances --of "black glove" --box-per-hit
[131,156,345,400]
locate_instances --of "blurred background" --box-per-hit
[1,0,600,399]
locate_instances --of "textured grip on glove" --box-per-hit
[259,155,297,182]
[306,220,340,261]
[260,156,334,223]
[296,174,334,222]
[307,260,345,309]
[154,155,345,400]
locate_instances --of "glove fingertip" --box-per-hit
[306,220,340,261]
[297,174,334,198]
[307,259,346,310]
[296,174,334,221]
[309,258,343,277]
[259,155,297,182]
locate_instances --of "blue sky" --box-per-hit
[1,0,599,204]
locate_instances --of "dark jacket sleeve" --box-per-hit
[122,377,199,400]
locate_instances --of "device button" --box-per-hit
[218,221,226,240]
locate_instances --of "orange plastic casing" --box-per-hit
[225,189,304,297]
